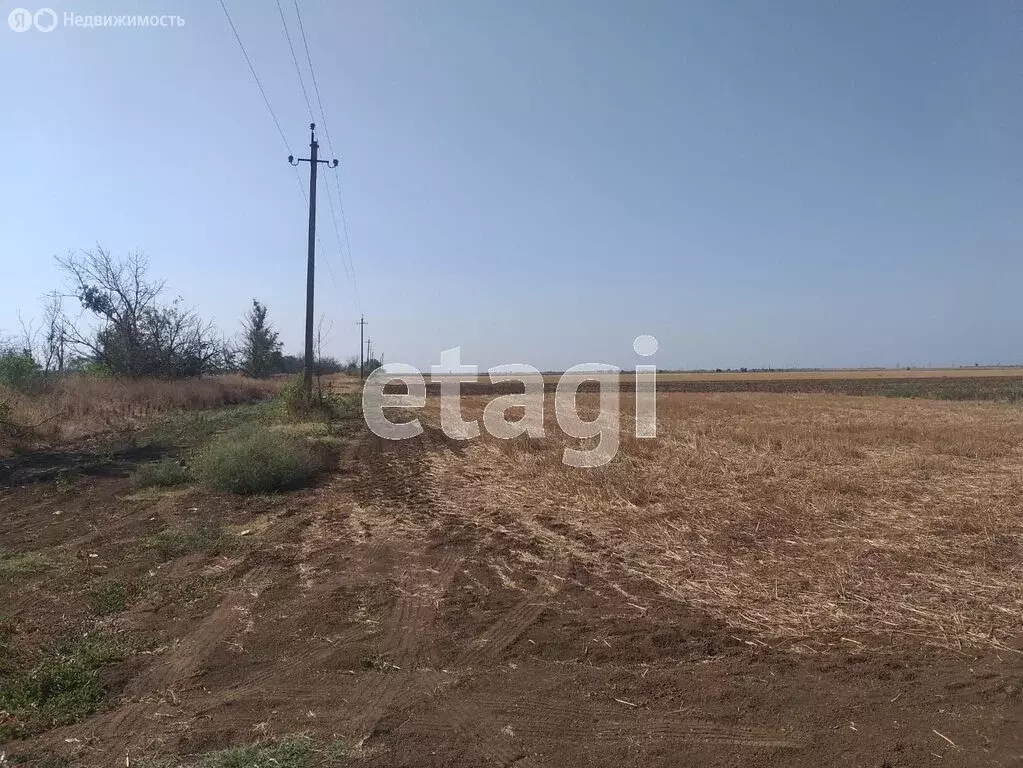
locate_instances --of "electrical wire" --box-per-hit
[292,0,362,309]
[219,0,342,298]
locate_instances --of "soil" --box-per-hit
[1,427,1021,767]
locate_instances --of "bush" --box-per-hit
[0,351,42,393]
[192,424,326,494]
[277,376,308,417]
[131,459,190,489]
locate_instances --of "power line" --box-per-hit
[271,0,346,292]
[274,0,314,123]
[218,0,290,155]
[292,0,361,309]
[218,0,342,302]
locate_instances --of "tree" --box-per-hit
[342,354,360,375]
[0,345,41,393]
[278,354,304,375]
[40,292,72,373]
[313,356,342,375]
[240,300,283,378]
[55,247,229,378]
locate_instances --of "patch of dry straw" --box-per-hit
[429,393,1023,652]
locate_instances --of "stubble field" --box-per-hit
[1,379,1021,766]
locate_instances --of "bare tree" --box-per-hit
[16,312,40,360]
[55,247,228,378]
[40,292,71,373]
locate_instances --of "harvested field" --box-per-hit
[429,372,1023,402]
[461,393,1023,651]
[0,391,1021,767]
[620,367,1023,381]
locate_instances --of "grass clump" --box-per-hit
[192,423,326,494]
[0,551,53,580]
[131,459,190,489]
[89,579,145,616]
[143,521,231,560]
[0,615,21,675]
[136,733,347,768]
[0,632,129,741]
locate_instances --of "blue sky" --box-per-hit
[2,0,1020,371]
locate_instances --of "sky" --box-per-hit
[1,0,1021,372]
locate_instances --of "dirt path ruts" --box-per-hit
[12,426,1023,767]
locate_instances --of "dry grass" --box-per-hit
[0,374,282,450]
[424,393,1023,652]
[319,374,367,395]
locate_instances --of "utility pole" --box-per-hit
[289,123,337,398]
[366,337,373,366]
[356,315,368,380]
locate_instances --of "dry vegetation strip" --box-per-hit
[0,374,284,453]
[430,392,1023,652]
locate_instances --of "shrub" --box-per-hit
[0,351,42,393]
[277,376,308,417]
[192,424,326,494]
[131,459,190,489]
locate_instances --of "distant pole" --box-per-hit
[289,123,338,398]
[356,315,368,380]
[366,336,373,365]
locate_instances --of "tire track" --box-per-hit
[343,552,463,739]
[416,700,800,751]
[415,692,539,768]
[128,565,271,695]
[455,597,549,669]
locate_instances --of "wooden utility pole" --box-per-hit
[366,337,373,366]
[356,315,368,380]
[289,123,337,397]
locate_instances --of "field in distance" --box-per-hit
[419,367,1023,403]
[430,366,1023,382]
